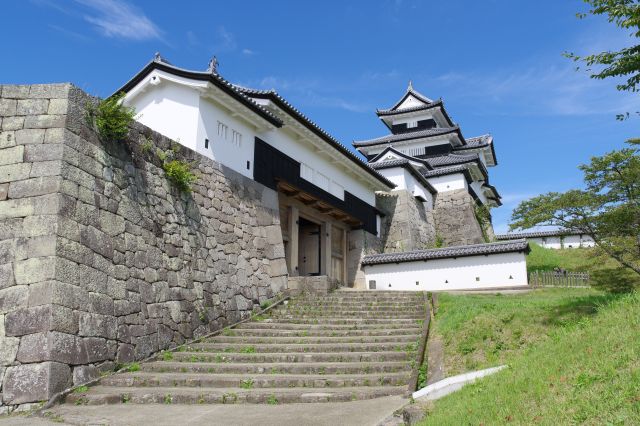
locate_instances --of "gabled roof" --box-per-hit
[385,81,434,111]
[361,239,530,266]
[369,146,433,169]
[369,160,436,194]
[115,57,283,128]
[426,152,480,167]
[353,126,464,148]
[115,55,395,190]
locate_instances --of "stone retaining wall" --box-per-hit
[377,190,436,252]
[0,83,288,407]
[433,189,485,246]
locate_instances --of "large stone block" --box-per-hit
[23,114,66,129]
[1,85,30,99]
[0,262,14,290]
[15,128,45,145]
[0,335,19,364]
[0,285,28,314]
[24,143,64,162]
[29,83,71,99]
[0,163,31,185]
[16,99,49,116]
[0,99,16,117]
[78,312,117,339]
[1,117,24,131]
[2,361,72,405]
[47,99,69,115]
[4,304,77,336]
[7,176,62,199]
[72,365,98,386]
[0,131,15,149]
[13,256,56,285]
[0,146,24,166]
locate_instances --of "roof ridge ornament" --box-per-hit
[207,56,219,75]
[407,80,413,92]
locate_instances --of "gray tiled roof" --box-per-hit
[496,230,587,240]
[376,99,443,116]
[426,153,479,167]
[421,164,469,177]
[361,240,529,266]
[353,126,462,148]
[458,134,492,149]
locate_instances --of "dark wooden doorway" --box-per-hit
[298,217,321,276]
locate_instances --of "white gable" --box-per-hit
[397,94,427,110]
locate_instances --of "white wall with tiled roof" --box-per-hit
[363,251,528,291]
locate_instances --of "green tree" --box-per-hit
[510,142,640,278]
[565,0,640,122]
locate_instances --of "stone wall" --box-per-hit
[0,84,288,407]
[377,190,435,253]
[433,189,485,246]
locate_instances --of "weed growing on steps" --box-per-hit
[73,385,89,394]
[164,394,173,404]
[223,392,238,404]
[122,393,131,404]
[222,328,236,337]
[161,351,174,361]
[240,346,256,354]
[240,379,255,389]
[266,394,279,405]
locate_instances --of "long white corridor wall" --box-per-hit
[363,251,528,291]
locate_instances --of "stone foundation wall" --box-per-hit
[0,84,288,407]
[377,190,435,253]
[433,189,485,246]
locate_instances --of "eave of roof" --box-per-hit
[496,230,588,240]
[361,239,530,266]
[353,126,463,148]
[235,87,395,190]
[114,59,283,128]
[369,146,433,170]
[454,134,498,166]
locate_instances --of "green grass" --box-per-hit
[525,243,617,273]
[433,288,617,376]
[421,291,640,425]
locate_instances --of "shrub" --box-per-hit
[591,267,640,293]
[86,92,136,141]
[163,159,197,192]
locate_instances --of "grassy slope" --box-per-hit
[423,291,640,425]
[433,289,615,376]
[525,243,619,273]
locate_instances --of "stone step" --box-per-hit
[227,327,421,337]
[276,306,425,313]
[293,297,423,304]
[67,385,407,405]
[185,341,418,354]
[168,351,411,363]
[141,361,410,375]
[234,320,422,330]
[99,372,411,389]
[288,302,425,309]
[204,334,418,345]
[270,311,424,319]
[258,317,422,325]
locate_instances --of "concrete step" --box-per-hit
[223,328,422,338]
[140,361,411,375]
[66,385,407,405]
[169,351,411,363]
[185,342,418,354]
[99,372,411,389]
[234,320,422,330]
[203,334,418,344]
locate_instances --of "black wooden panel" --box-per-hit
[253,138,379,235]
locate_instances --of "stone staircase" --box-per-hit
[66,291,426,405]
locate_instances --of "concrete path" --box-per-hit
[0,396,408,426]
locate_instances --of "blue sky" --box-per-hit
[4,0,639,233]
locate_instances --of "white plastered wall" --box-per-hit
[427,173,467,193]
[376,167,433,209]
[124,75,380,205]
[530,235,595,249]
[364,251,528,291]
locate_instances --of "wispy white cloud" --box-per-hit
[242,48,255,56]
[34,0,163,41]
[75,0,162,40]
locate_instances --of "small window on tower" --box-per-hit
[407,120,418,128]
